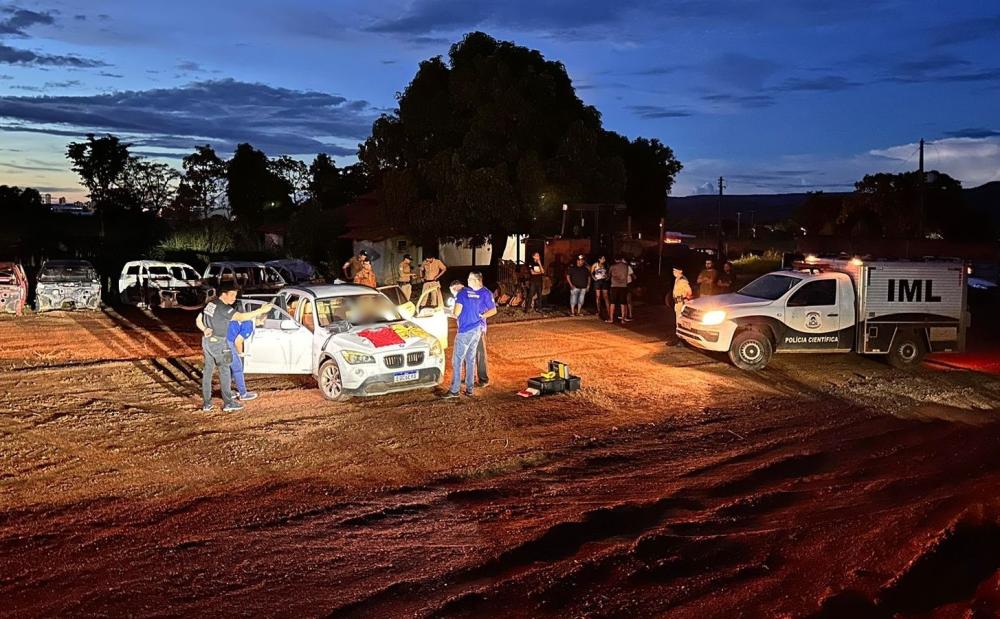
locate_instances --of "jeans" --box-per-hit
[202,339,236,408]
[228,339,247,396]
[449,327,482,394]
[525,278,542,310]
[476,331,489,383]
[569,287,586,309]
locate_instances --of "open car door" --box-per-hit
[240,299,313,374]
[410,282,448,348]
[378,285,416,319]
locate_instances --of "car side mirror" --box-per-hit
[279,319,298,331]
[417,307,437,318]
[398,303,416,319]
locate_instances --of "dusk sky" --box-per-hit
[0,0,998,200]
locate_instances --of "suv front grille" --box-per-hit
[384,354,404,369]
[681,306,701,321]
[406,352,424,366]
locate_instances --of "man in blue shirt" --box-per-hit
[442,271,496,399]
[227,319,257,401]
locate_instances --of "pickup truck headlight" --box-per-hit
[342,350,375,365]
[429,340,443,358]
[701,310,727,326]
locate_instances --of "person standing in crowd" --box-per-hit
[697,258,719,297]
[671,266,693,347]
[442,272,492,399]
[421,254,448,284]
[398,254,414,301]
[623,259,637,322]
[353,258,377,288]
[591,255,610,320]
[525,252,544,313]
[196,282,272,412]
[342,249,368,281]
[716,261,735,294]
[607,256,631,324]
[565,254,591,316]
[472,275,497,388]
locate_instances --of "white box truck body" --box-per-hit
[677,258,969,370]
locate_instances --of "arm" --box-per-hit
[232,303,273,323]
[452,301,463,319]
[481,307,497,319]
[195,312,211,337]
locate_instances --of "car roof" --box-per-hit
[42,259,93,267]
[207,261,268,268]
[125,260,195,268]
[283,284,381,298]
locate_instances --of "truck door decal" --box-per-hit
[887,279,942,303]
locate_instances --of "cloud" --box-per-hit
[631,65,685,76]
[703,53,779,90]
[0,7,54,36]
[176,60,204,73]
[366,0,639,35]
[628,104,692,119]
[931,15,1000,47]
[98,71,123,78]
[0,43,108,67]
[944,128,1000,139]
[702,92,775,109]
[870,137,1000,186]
[0,160,65,171]
[775,75,860,92]
[0,78,375,156]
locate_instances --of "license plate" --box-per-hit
[393,370,419,383]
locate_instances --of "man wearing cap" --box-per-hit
[398,254,415,301]
[670,266,693,346]
[196,282,273,412]
[565,254,591,316]
[342,249,368,281]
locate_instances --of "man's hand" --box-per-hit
[260,302,274,313]
[203,328,213,337]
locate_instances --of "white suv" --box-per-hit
[240,284,447,401]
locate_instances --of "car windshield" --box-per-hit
[738,273,800,300]
[315,294,402,327]
[39,264,95,282]
[0,269,16,284]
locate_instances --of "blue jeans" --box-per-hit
[570,287,586,309]
[228,339,247,396]
[449,327,482,394]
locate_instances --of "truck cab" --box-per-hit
[678,257,968,371]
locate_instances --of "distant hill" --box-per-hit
[669,181,1000,226]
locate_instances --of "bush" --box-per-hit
[154,219,234,263]
[732,249,783,276]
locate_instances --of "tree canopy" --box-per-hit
[360,31,681,260]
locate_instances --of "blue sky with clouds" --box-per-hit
[0,0,998,199]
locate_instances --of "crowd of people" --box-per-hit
[340,249,449,302]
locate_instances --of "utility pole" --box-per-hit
[737,211,742,240]
[750,210,756,239]
[717,176,725,259]
[918,138,925,239]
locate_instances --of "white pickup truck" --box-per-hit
[678,257,969,370]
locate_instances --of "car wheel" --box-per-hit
[887,330,925,370]
[318,358,351,402]
[729,329,773,371]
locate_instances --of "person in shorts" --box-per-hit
[591,255,610,319]
[607,256,631,324]
[565,255,591,316]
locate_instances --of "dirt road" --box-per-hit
[2,306,1000,617]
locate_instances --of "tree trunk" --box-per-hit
[487,229,507,289]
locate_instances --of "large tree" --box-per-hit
[226,143,291,223]
[179,145,227,218]
[66,134,132,212]
[360,32,675,265]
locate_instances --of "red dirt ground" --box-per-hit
[2,305,1000,618]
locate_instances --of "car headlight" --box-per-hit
[701,310,727,326]
[429,339,443,358]
[342,350,375,365]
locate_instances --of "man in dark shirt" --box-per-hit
[697,259,719,296]
[196,283,272,412]
[566,255,591,316]
[607,256,631,324]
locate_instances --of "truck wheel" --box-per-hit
[318,358,351,402]
[729,329,773,371]
[888,331,925,370]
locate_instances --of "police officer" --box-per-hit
[670,266,692,347]
[196,282,273,412]
[398,254,414,301]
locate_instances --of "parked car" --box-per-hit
[266,259,319,285]
[240,283,447,401]
[0,262,29,315]
[118,260,206,309]
[35,259,102,312]
[202,261,286,298]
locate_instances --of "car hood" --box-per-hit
[686,293,774,311]
[324,320,436,351]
